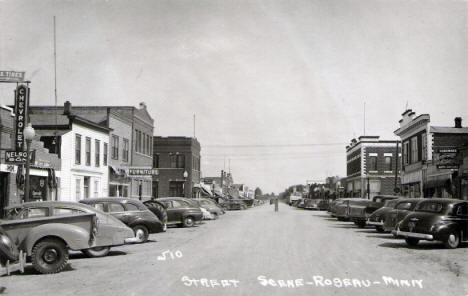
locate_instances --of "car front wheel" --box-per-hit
[183,216,195,227]
[444,231,460,249]
[405,237,419,246]
[82,246,111,258]
[132,225,149,243]
[31,238,68,274]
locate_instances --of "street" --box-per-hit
[2,203,467,296]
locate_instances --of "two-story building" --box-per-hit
[394,110,468,198]
[29,103,110,201]
[345,136,401,199]
[152,136,201,198]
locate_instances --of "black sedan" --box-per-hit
[80,198,163,243]
[155,197,203,227]
[394,199,468,248]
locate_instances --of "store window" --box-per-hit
[75,178,81,199]
[169,181,184,197]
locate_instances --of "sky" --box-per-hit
[0,0,467,194]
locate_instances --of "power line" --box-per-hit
[204,143,347,148]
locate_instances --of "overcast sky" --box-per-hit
[1,0,466,193]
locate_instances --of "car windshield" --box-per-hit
[415,202,444,213]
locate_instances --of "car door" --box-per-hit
[106,202,128,224]
[454,202,468,241]
[162,201,177,223]
[170,200,186,222]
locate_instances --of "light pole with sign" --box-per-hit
[23,123,35,202]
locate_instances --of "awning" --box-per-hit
[425,175,451,189]
[193,183,213,197]
[109,166,127,177]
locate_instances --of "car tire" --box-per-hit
[375,226,385,233]
[31,238,68,274]
[82,246,111,258]
[405,237,419,246]
[183,216,195,227]
[444,231,460,249]
[132,225,149,243]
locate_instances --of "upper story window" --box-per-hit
[95,140,100,167]
[170,154,185,168]
[421,133,427,161]
[112,135,119,160]
[385,156,392,171]
[368,156,378,171]
[153,154,159,168]
[403,141,410,165]
[123,138,129,162]
[75,134,82,165]
[135,130,141,153]
[103,143,108,166]
[85,137,91,166]
[411,136,418,163]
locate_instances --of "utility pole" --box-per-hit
[394,140,400,194]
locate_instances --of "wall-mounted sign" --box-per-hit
[128,168,159,176]
[14,84,29,151]
[5,151,27,163]
[435,148,459,170]
[0,71,25,82]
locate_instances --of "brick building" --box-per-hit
[152,137,201,198]
[395,110,468,198]
[345,136,401,199]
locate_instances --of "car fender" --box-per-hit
[432,222,460,241]
[24,223,91,255]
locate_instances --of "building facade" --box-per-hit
[152,137,201,198]
[345,136,401,199]
[394,110,468,198]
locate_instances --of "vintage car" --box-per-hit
[5,201,135,257]
[335,198,365,221]
[193,198,225,218]
[328,199,344,217]
[224,199,248,211]
[366,199,401,232]
[383,198,424,233]
[156,197,204,227]
[317,199,330,211]
[1,212,97,274]
[80,198,163,243]
[142,199,168,232]
[0,225,26,276]
[394,199,468,248]
[303,199,320,210]
[296,199,306,209]
[348,195,399,228]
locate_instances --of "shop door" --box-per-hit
[0,173,8,218]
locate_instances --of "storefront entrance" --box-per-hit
[0,173,8,218]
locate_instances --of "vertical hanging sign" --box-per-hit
[15,84,29,151]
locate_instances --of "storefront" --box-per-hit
[128,168,156,200]
[109,166,131,197]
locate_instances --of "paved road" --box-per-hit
[2,203,467,296]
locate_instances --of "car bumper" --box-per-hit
[393,229,434,240]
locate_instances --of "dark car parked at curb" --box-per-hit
[80,198,163,243]
[156,197,204,227]
[348,195,399,228]
[394,199,468,248]
[4,201,135,257]
[335,199,366,221]
[224,199,248,211]
[142,200,168,232]
[367,199,401,232]
[383,198,424,234]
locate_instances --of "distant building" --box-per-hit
[394,110,468,198]
[345,136,401,199]
[152,136,201,198]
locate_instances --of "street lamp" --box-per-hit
[183,170,188,197]
[24,123,35,202]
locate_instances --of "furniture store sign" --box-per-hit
[128,168,159,176]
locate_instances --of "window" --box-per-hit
[455,204,468,216]
[54,208,83,216]
[75,134,81,164]
[108,203,125,213]
[153,154,159,168]
[85,137,91,166]
[94,180,99,197]
[385,156,392,171]
[93,203,105,212]
[125,203,139,211]
[22,208,48,219]
[75,178,81,199]
[177,154,185,168]
[123,138,129,162]
[421,133,427,161]
[147,135,151,155]
[396,202,413,210]
[172,200,186,208]
[112,135,119,160]
[170,154,177,168]
[368,156,377,171]
[103,143,108,166]
[169,181,184,197]
[84,177,90,199]
[403,141,410,165]
[95,140,100,167]
[411,136,418,163]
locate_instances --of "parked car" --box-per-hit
[80,198,163,243]
[334,198,361,221]
[296,199,306,209]
[1,212,97,273]
[303,199,320,210]
[383,198,424,233]
[142,199,168,232]
[0,225,26,276]
[328,199,344,217]
[367,199,401,232]
[224,199,248,210]
[394,199,468,248]
[317,199,330,211]
[348,195,399,228]
[5,201,135,257]
[193,198,225,218]
[155,197,204,227]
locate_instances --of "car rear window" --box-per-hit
[415,202,444,213]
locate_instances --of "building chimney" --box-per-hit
[139,102,147,110]
[64,101,72,115]
[455,117,462,128]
